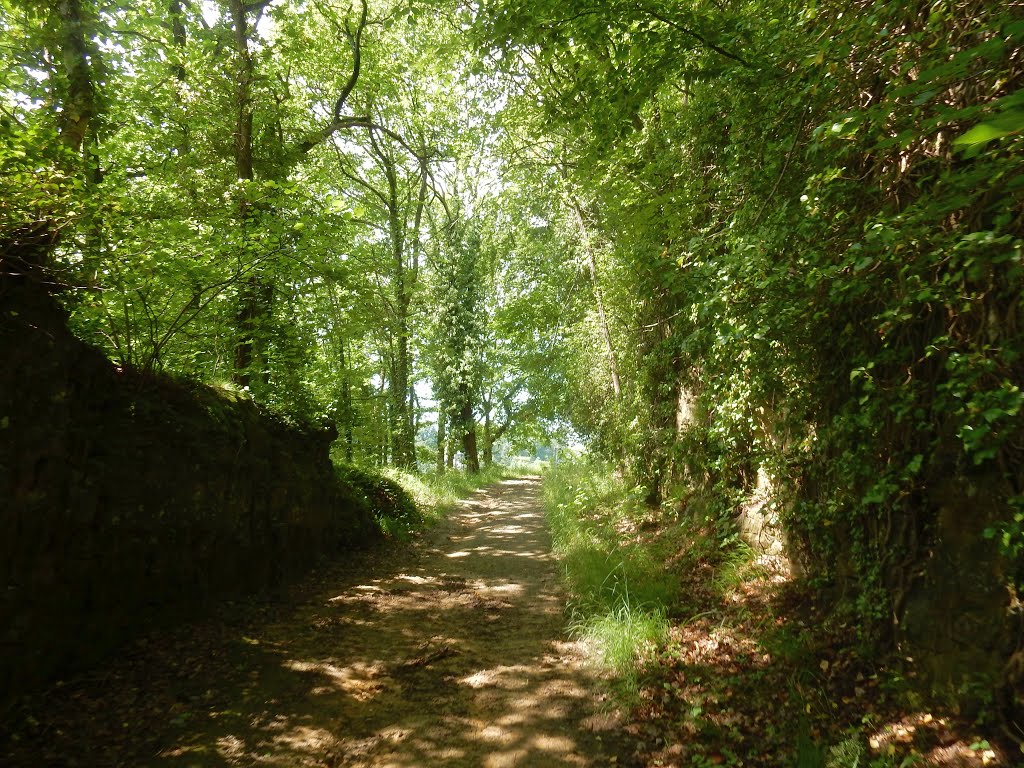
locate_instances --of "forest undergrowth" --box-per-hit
[543,462,1015,768]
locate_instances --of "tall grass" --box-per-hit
[543,461,675,698]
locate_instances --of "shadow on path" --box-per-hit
[2,478,624,767]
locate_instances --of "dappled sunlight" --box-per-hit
[532,733,578,753]
[214,735,246,759]
[471,580,525,598]
[139,478,621,767]
[271,724,336,753]
[1,477,623,767]
[458,663,532,691]
[0,477,620,767]
[284,659,388,701]
[490,524,529,534]
[395,574,433,585]
[446,546,555,561]
[865,713,1001,767]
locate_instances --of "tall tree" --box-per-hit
[224,0,371,391]
[1,0,101,268]
[429,222,486,474]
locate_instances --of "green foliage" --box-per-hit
[481,0,1024,651]
[543,460,674,697]
[335,463,420,538]
[0,0,511,470]
[5,0,1022,670]
[426,221,489,462]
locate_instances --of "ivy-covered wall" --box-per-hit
[0,276,381,706]
[480,0,1023,711]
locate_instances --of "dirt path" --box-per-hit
[2,477,625,767]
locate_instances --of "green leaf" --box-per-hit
[954,123,1008,146]
[913,89,937,106]
[982,408,1006,423]
[1005,20,1024,40]
[906,454,923,474]
[953,108,1024,147]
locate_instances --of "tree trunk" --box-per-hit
[436,409,446,474]
[5,0,97,270]
[339,340,354,462]
[233,274,273,389]
[410,382,419,462]
[389,324,415,468]
[168,0,191,154]
[482,402,493,467]
[168,0,187,83]
[228,1,371,392]
[56,0,97,155]
[571,200,622,398]
[228,0,267,389]
[380,364,390,466]
[382,152,416,470]
[229,0,254,184]
[460,401,480,474]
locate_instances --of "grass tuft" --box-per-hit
[543,460,674,700]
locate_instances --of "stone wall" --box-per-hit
[0,277,380,706]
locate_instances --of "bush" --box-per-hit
[335,463,421,536]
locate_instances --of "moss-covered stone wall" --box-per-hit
[0,278,380,706]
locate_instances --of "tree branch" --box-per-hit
[332,0,368,123]
[641,8,752,68]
